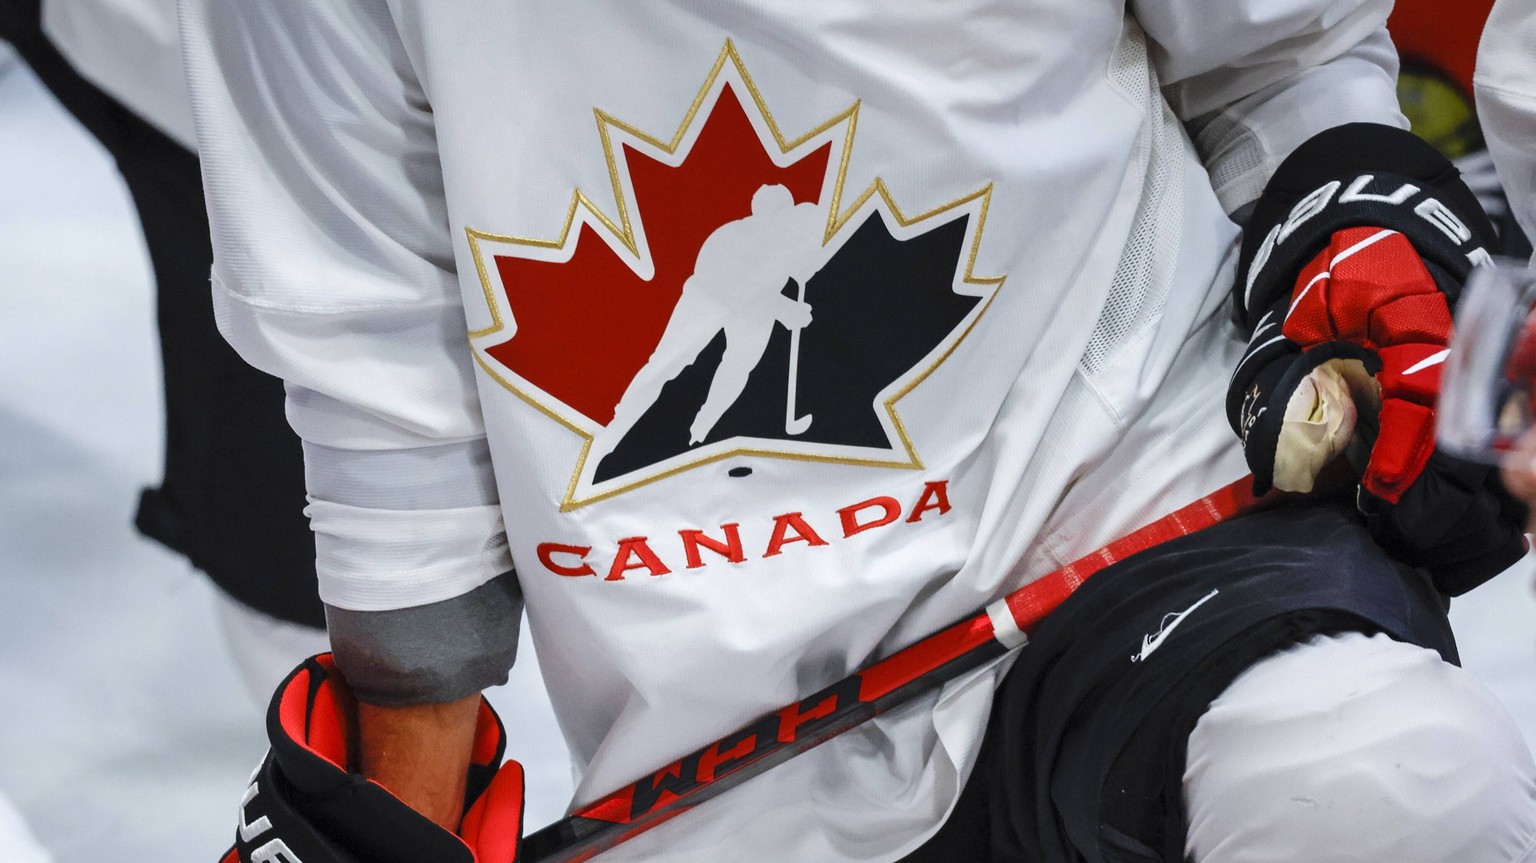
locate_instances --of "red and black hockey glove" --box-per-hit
[221,654,523,863]
[1228,123,1527,595]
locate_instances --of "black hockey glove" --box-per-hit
[1227,123,1527,595]
[222,654,523,863]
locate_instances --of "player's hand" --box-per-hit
[778,296,813,330]
[1227,123,1527,595]
[221,654,523,863]
[1233,225,1450,497]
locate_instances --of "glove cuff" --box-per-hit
[233,654,516,863]
[1360,452,1531,596]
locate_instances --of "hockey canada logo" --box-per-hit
[466,42,1003,509]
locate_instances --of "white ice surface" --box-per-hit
[1,57,1534,863]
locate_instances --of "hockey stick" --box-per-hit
[784,277,813,436]
[521,475,1274,863]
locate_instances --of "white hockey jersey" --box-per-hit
[180,3,1404,859]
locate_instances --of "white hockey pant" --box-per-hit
[214,591,332,708]
[1185,631,1536,862]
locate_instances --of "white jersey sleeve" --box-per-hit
[179,0,511,611]
[1475,0,1536,247]
[1133,0,1404,213]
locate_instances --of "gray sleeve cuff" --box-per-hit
[326,569,523,705]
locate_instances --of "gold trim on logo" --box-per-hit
[464,39,1006,511]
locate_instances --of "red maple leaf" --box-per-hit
[484,85,831,426]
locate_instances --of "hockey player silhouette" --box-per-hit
[601,184,824,453]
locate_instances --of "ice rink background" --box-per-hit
[2,55,1535,863]
[0,60,574,861]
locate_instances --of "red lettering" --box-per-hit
[538,543,595,577]
[763,512,828,557]
[777,692,838,742]
[606,536,672,581]
[629,756,699,818]
[680,523,745,569]
[838,496,901,537]
[906,480,953,522]
[549,484,953,584]
[696,716,776,783]
[776,676,861,742]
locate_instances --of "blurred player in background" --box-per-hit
[1391,0,1532,259]
[0,0,327,700]
[1471,0,1536,526]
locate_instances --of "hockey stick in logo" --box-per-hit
[784,278,813,435]
[520,475,1279,863]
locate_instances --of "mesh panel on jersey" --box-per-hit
[1106,19,1149,96]
[1081,23,1183,380]
[1196,112,1268,207]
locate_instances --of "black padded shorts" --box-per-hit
[901,497,1456,863]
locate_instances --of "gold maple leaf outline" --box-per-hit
[464,39,1006,512]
